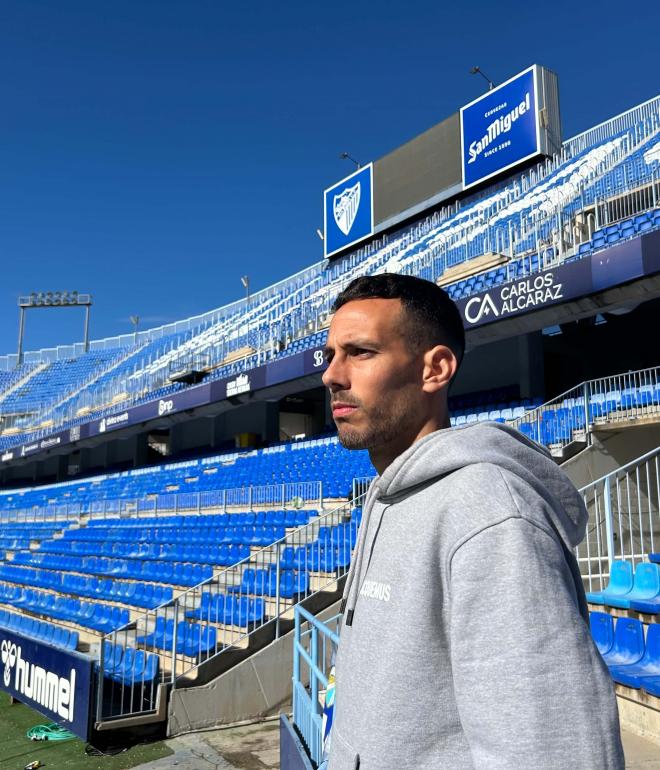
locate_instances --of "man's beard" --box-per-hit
[335,396,412,451]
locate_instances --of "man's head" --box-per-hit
[322,273,465,473]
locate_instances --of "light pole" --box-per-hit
[16,291,92,366]
[339,152,361,169]
[129,315,140,345]
[240,275,250,304]
[470,66,495,91]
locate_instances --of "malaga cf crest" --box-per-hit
[333,182,361,236]
[323,163,374,259]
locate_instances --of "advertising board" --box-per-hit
[461,65,540,189]
[0,628,93,739]
[324,164,374,258]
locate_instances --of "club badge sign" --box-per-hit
[461,66,541,190]
[324,163,374,259]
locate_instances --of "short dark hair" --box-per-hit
[332,273,465,367]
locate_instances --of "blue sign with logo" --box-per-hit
[0,628,93,739]
[461,66,540,189]
[324,163,374,259]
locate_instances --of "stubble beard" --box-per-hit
[335,397,413,452]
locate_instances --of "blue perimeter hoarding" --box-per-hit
[0,628,93,739]
[461,66,540,189]
[456,229,660,328]
[324,163,374,259]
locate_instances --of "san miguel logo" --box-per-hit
[333,182,361,236]
[463,272,564,326]
[467,93,531,165]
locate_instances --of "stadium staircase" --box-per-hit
[510,365,660,473]
[0,436,372,732]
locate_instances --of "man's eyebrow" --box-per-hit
[324,340,381,356]
[344,339,381,349]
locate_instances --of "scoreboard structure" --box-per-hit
[323,64,561,259]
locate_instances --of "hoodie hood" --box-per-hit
[374,421,587,548]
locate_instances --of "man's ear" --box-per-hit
[421,345,457,394]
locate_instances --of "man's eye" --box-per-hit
[353,349,373,357]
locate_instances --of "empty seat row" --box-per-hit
[11,551,222,583]
[83,509,316,532]
[581,210,660,255]
[57,524,289,550]
[590,613,660,696]
[586,560,660,614]
[136,618,218,656]
[227,567,309,599]
[0,584,129,634]
[0,608,78,651]
[184,594,267,627]
[101,642,159,685]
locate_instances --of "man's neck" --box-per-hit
[369,413,450,475]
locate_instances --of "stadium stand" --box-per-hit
[0,82,658,756]
[0,96,658,451]
[0,435,372,516]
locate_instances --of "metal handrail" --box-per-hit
[511,364,660,457]
[0,480,324,525]
[96,491,365,723]
[293,605,341,767]
[576,446,660,592]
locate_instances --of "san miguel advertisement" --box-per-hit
[461,65,541,189]
[0,629,93,739]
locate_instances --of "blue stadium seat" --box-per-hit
[605,562,660,609]
[609,623,660,688]
[590,612,614,655]
[602,618,645,667]
[641,675,660,697]
[586,560,634,604]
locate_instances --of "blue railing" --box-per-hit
[293,605,341,768]
[512,364,660,458]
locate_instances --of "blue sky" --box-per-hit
[0,0,657,356]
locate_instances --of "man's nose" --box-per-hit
[322,356,349,392]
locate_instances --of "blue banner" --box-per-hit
[461,66,539,189]
[324,164,374,259]
[455,229,660,329]
[0,628,93,739]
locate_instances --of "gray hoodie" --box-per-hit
[329,422,624,770]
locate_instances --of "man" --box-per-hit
[323,274,623,770]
